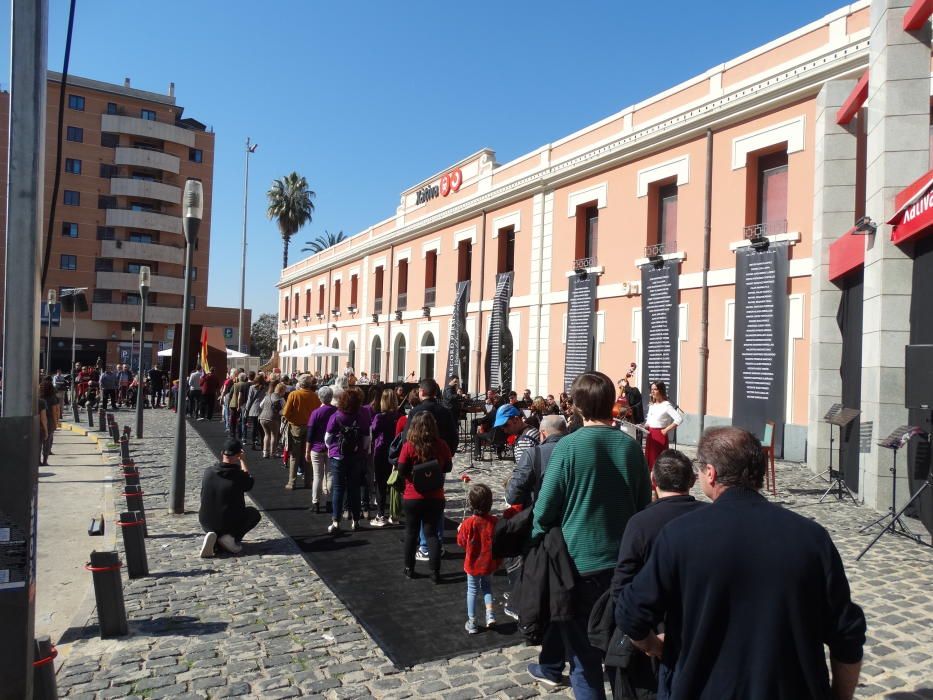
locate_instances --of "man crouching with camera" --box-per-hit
[199,438,262,557]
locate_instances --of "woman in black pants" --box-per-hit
[396,411,452,582]
[369,388,400,526]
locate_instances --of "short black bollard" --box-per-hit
[85,551,128,638]
[109,423,120,448]
[32,635,58,699]
[123,469,140,487]
[123,425,132,440]
[86,404,94,427]
[97,407,106,432]
[123,484,148,537]
[119,434,131,464]
[118,511,148,578]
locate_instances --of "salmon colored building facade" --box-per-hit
[279,0,933,514]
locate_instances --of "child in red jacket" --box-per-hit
[457,483,500,634]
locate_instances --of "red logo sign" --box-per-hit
[416,167,464,205]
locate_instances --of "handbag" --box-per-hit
[386,468,401,489]
[412,459,444,494]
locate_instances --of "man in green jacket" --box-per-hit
[532,370,650,699]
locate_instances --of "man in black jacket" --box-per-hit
[617,427,866,700]
[407,379,458,453]
[199,438,261,557]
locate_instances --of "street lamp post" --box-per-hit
[238,138,257,355]
[130,327,136,371]
[46,288,56,374]
[135,267,150,439]
[169,180,203,514]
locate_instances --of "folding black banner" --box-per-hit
[640,262,679,408]
[732,244,789,450]
[485,272,514,393]
[445,280,470,385]
[563,273,597,392]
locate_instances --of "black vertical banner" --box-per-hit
[732,244,789,450]
[563,273,597,391]
[640,262,679,409]
[445,280,470,385]
[485,272,514,392]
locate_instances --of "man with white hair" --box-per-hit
[505,414,567,508]
[281,374,321,489]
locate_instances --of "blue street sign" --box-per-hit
[40,302,61,327]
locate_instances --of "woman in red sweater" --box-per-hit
[456,483,500,634]
[397,411,451,582]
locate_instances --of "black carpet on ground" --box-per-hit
[192,418,520,668]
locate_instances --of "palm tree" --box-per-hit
[302,229,346,254]
[266,172,315,269]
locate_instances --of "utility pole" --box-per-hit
[0,1,48,695]
[238,138,257,355]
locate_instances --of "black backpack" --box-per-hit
[337,421,361,457]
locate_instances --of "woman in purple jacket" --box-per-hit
[369,388,400,526]
[305,385,336,513]
[324,387,369,533]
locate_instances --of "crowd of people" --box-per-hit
[194,364,867,699]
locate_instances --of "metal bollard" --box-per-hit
[97,407,106,432]
[109,422,120,448]
[118,511,148,578]
[123,484,148,537]
[32,636,58,699]
[85,551,128,638]
[123,425,132,440]
[86,404,94,427]
[123,469,140,487]
[120,434,131,464]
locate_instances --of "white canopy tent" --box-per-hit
[279,344,350,359]
[157,347,249,358]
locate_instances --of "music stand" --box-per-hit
[856,426,932,560]
[810,404,843,482]
[619,421,648,440]
[818,407,860,504]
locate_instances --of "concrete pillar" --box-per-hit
[807,78,859,477]
[861,0,930,509]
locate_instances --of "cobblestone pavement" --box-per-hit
[55,411,933,699]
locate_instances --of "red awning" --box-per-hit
[835,70,868,126]
[829,226,865,281]
[904,0,933,30]
[888,167,933,246]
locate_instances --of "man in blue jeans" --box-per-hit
[531,371,651,699]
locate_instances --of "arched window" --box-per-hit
[348,340,356,374]
[371,336,382,378]
[394,333,407,382]
[330,338,340,375]
[315,343,323,375]
[291,341,298,375]
[419,331,436,382]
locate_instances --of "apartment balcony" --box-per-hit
[424,287,436,307]
[110,177,181,204]
[397,292,408,312]
[92,302,182,325]
[96,271,185,296]
[101,114,196,148]
[100,239,184,265]
[106,208,182,234]
[114,146,180,174]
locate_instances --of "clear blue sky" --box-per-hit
[1,0,845,317]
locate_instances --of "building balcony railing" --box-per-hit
[114,146,180,174]
[109,177,181,204]
[397,292,407,311]
[424,287,436,307]
[100,239,184,265]
[572,256,598,271]
[106,208,182,234]
[644,239,677,259]
[373,298,383,314]
[92,302,182,324]
[96,271,184,296]
[743,220,788,240]
[102,114,196,148]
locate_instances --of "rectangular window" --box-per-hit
[61,222,78,238]
[397,259,409,311]
[60,254,77,271]
[497,227,515,275]
[125,293,141,306]
[283,297,290,321]
[99,164,118,178]
[65,158,82,174]
[66,126,83,142]
[93,289,112,303]
[68,94,85,111]
[107,102,118,115]
[128,231,154,243]
[188,296,196,310]
[127,262,145,274]
[333,280,342,310]
[374,266,384,313]
[96,226,116,240]
[190,267,197,280]
[98,195,117,210]
[189,148,203,163]
[350,274,359,307]
[130,202,154,212]
[757,152,788,229]
[95,259,114,272]
[294,293,300,318]
[424,250,437,306]
[101,133,118,148]
[63,190,80,206]
[131,172,155,181]
[457,240,472,283]
[140,109,156,121]
[304,289,312,316]
[318,285,325,315]
[658,184,678,249]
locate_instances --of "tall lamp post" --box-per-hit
[60,286,87,375]
[134,266,150,439]
[46,288,56,374]
[170,179,203,514]
[130,327,136,371]
[238,138,257,355]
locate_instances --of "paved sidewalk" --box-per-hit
[53,410,933,699]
